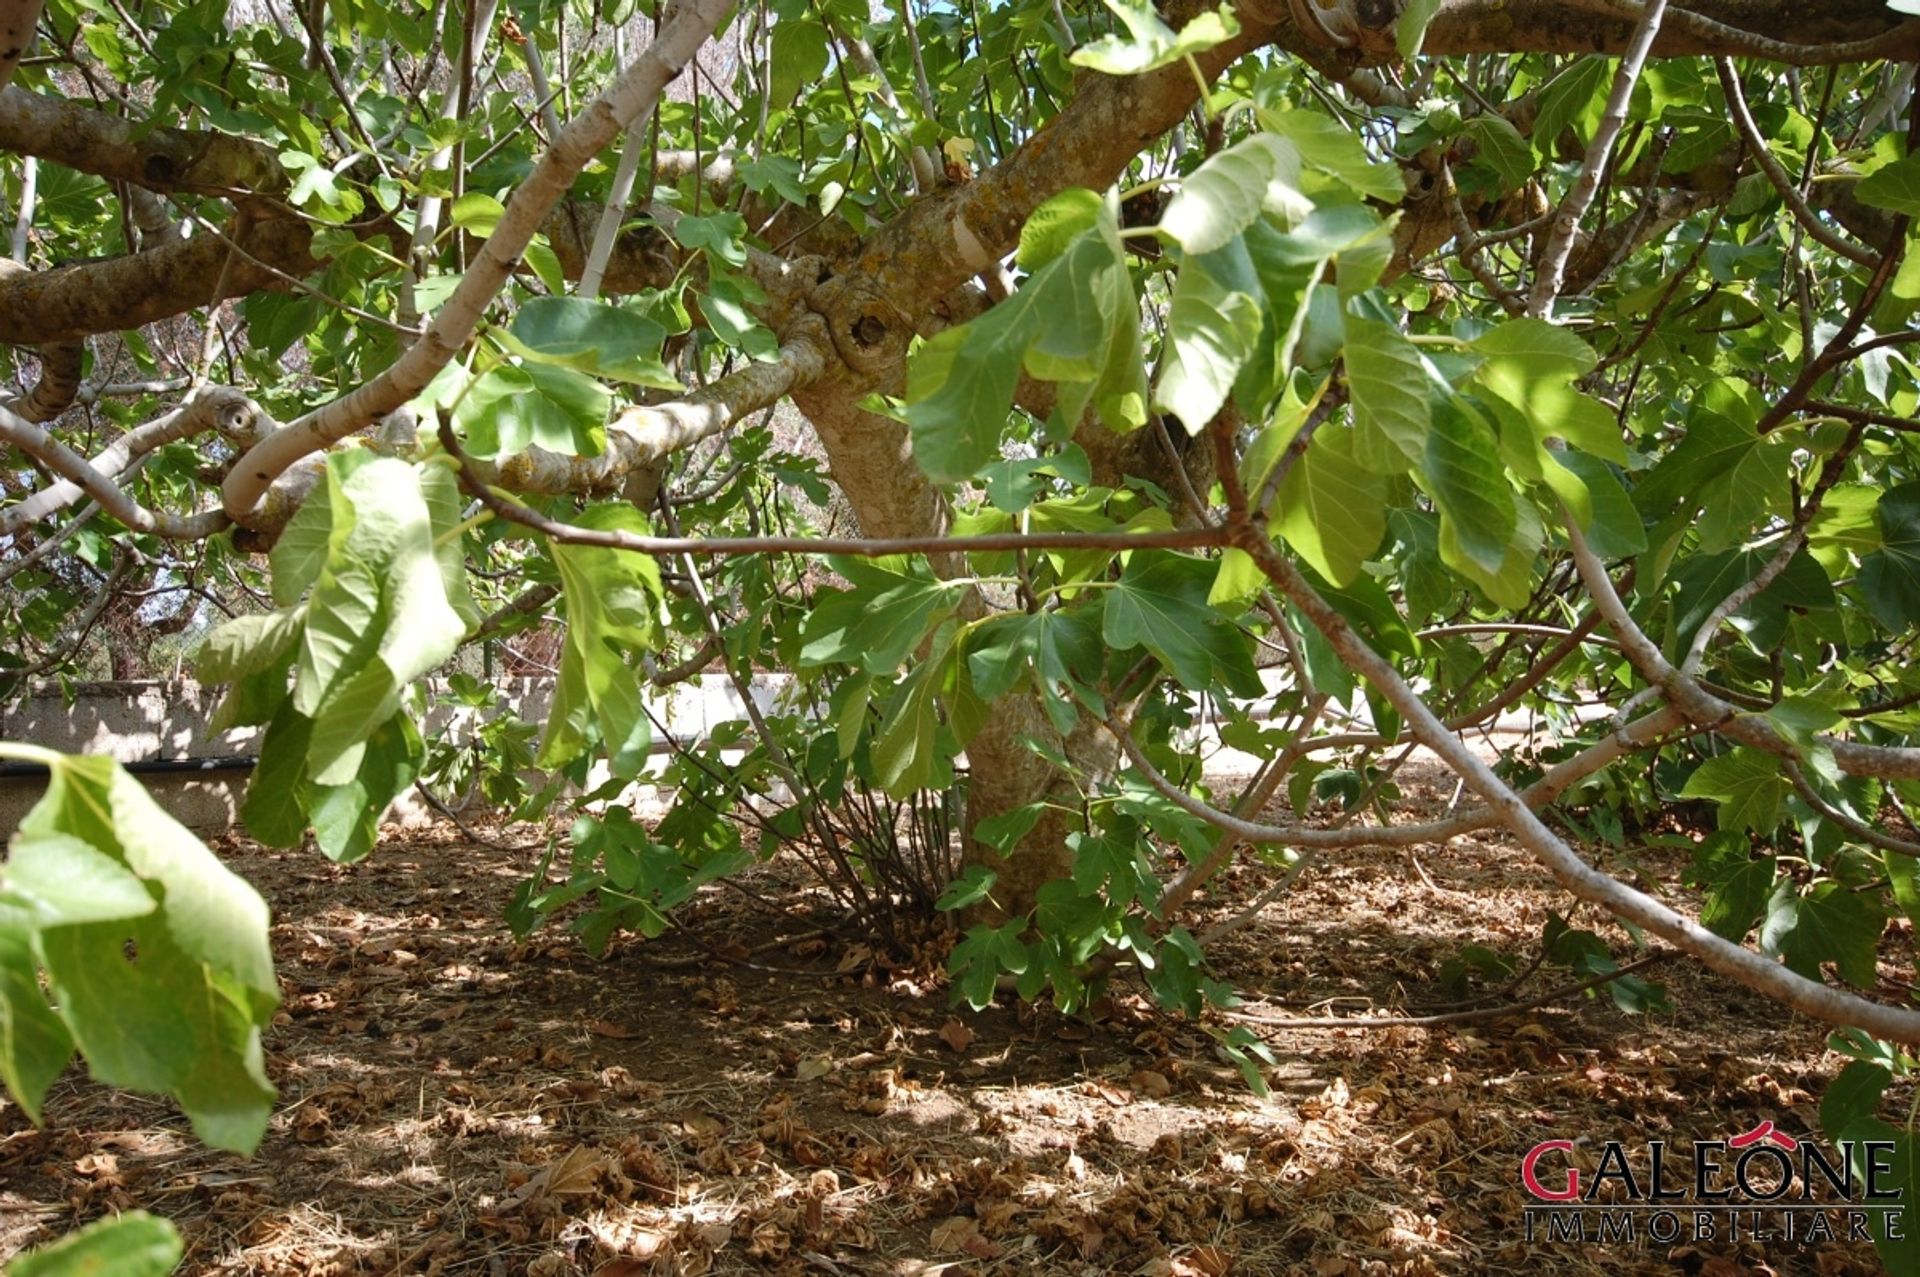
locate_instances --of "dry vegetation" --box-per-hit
[0,765,1907,1276]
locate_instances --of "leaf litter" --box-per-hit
[0,761,1906,1275]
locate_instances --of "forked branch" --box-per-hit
[220,0,737,521]
[1230,520,1920,1046]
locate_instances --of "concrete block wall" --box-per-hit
[1,669,1589,836]
[0,674,799,835]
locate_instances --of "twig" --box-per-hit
[1528,0,1669,320]
[412,781,546,853]
[1754,239,1908,435]
[1715,59,1879,269]
[1678,423,1863,676]
[1226,951,1676,1030]
[440,417,1232,559]
[0,402,228,539]
[642,926,837,971]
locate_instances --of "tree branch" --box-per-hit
[0,387,269,537]
[478,321,830,495]
[1714,58,1881,269]
[1426,0,1920,62]
[0,0,41,94]
[1564,513,1920,781]
[1109,703,1687,852]
[0,84,287,196]
[0,401,228,539]
[220,0,737,521]
[0,197,702,347]
[1784,762,1920,859]
[439,414,1233,559]
[1528,0,1669,319]
[0,321,82,425]
[1231,519,1920,1046]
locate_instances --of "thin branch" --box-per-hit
[10,154,33,263]
[1444,163,1527,316]
[513,24,566,142]
[1593,205,1724,373]
[1573,0,1920,65]
[830,22,937,192]
[222,0,735,519]
[1233,519,1920,1046]
[441,416,1234,560]
[171,204,420,336]
[1784,763,1920,859]
[481,323,828,496]
[1755,238,1908,434]
[1108,704,1685,853]
[895,0,941,128]
[1418,621,1619,648]
[295,0,393,180]
[0,330,82,426]
[1528,0,1670,320]
[4,549,130,680]
[576,33,649,300]
[471,582,558,640]
[0,387,267,537]
[0,402,228,539]
[0,501,96,589]
[646,635,722,687]
[1678,424,1863,676]
[412,780,544,852]
[1715,60,1879,268]
[1800,398,1920,436]
[1565,512,1920,781]
[1227,951,1676,1030]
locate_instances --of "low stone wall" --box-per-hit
[0,675,794,834]
[1,671,1595,836]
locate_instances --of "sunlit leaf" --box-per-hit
[1068,0,1240,75]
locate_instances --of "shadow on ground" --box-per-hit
[0,781,1905,1276]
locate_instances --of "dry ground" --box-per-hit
[0,766,1911,1276]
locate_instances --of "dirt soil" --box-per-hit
[0,765,1911,1276]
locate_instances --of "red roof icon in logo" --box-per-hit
[1728,1120,1798,1152]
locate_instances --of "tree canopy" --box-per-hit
[8,0,1920,1264]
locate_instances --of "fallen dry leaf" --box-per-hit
[681,1112,724,1140]
[587,1018,639,1039]
[937,1018,974,1052]
[929,1215,1002,1259]
[292,1107,332,1144]
[512,1144,608,1205]
[1130,1069,1172,1098]
[72,1152,118,1177]
[1067,1213,1105,1258]
[1175,1244,1233,1276]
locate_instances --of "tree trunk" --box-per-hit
[959,697,1125,923]
[793,375,1105,918]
